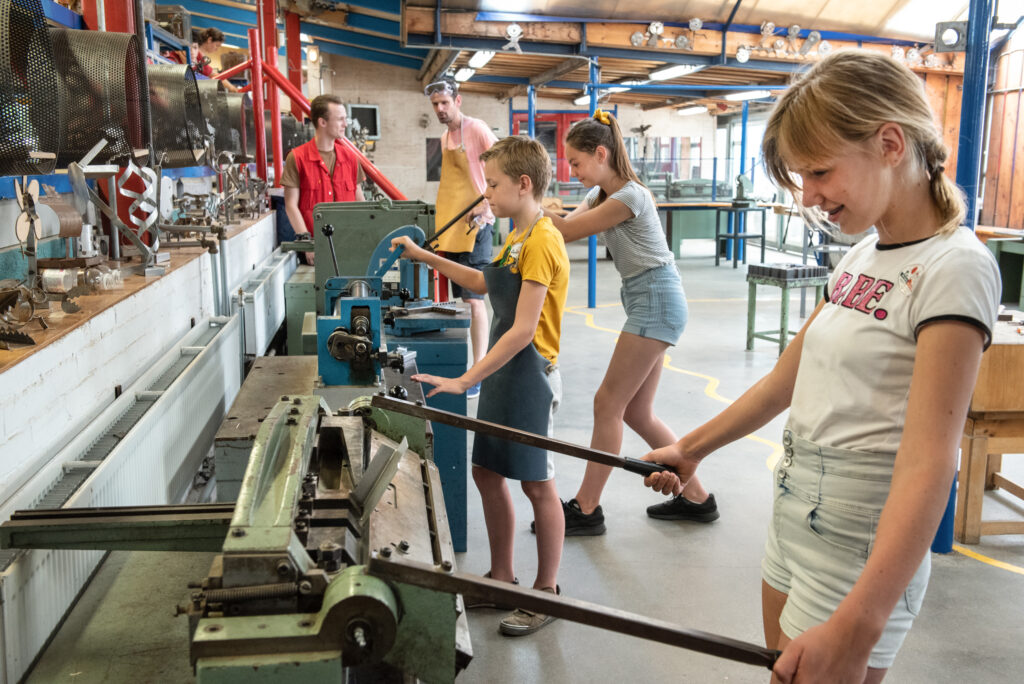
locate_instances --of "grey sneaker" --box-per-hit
[465,571,519,610]
[499,586,559,636]
[646,493,720,522]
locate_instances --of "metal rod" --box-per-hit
[215,58,252,82]
[248,28,269,183]
[370,395,671,476]
[427,194,484,247]
[369,556,781,670]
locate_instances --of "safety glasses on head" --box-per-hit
[424,80,457,97]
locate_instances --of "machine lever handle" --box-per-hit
[370,395,672,477]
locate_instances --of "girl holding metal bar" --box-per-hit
[540,109,717,536]
[644,50,1000,683]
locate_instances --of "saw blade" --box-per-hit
[0,326,36,346]
[60,298,81,314]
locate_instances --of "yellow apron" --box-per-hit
[435,121,482,254]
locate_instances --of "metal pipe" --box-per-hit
[264,0,284,186]
[215,58,252,82]
[285,11,304,120]
[527,85,536,138]
[956,0,996,229]
[587,58,598,309]
[248,28,269,182]
[720,0,745,65]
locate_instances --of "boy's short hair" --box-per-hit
[479,136,551,201]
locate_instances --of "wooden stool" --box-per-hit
[954,324,1024,543]
[746,264,829,356]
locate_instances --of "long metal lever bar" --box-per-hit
[370,556,780,670]
[370,395,671,477]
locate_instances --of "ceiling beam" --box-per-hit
[497,56,591,101]
[641,97,697,111]
[404,8,966,75]
[420,49,460,88]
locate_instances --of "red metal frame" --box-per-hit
[214,11,407,200]
[512,112,588,182]
[285,12,304,121]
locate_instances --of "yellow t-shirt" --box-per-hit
[494,217,569,364]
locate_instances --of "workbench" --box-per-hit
[560,201,778,258]
[955,315,1024,543]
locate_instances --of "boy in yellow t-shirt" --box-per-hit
[390,136,569,636]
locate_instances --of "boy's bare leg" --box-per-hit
[522,478,564,589]
[472,465,516,581]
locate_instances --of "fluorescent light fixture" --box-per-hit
[468,50,495,69]
[573,93,591,105]
[454,67,475,82]
[676,106,706,116]
[221,43,241,50]
[300,33,312,43]
[649,64,704,81]
[723,89,772,101]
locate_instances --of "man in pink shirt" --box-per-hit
[425,77,498,399]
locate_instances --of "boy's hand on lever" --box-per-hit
[641,443,701,496]
[391,236,427,261]
[412,373,469,398]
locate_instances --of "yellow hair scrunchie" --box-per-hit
[593,108,611,125]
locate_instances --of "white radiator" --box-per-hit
[0,315,242,684]
[236,249,297,356]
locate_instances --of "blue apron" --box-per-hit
[471,219,555,481]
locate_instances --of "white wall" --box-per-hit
[323,54,719,202]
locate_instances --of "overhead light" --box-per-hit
[306,45,319,62]
[468,50,495,69]
[454,67,475,82]
[607,86,630,94]
[723,89,772,101]
[573,93,591,105]
[300,33,312,43]
[676,106,706,116]
[649,64,704,81]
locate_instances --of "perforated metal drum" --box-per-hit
[148,63,206,168]
[0,0,62,175]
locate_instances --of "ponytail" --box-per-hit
[565,109,644,205]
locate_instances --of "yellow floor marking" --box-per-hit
[565,303,783,468]
[952,544,1024,576]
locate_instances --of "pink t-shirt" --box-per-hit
[442,115,497,226]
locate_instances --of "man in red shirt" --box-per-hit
[281,95,365,263]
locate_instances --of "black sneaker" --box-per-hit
[464,571,519,610]
[531,499,606,536]
[646,493,720,522]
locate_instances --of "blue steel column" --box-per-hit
[587,58,599,308]
[508,97,514,135]
[735,100,749,260]
[955,0,996,230]
[527,85,536,138]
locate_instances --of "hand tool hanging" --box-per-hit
[425,194,485,250]
[370,395,671,477]
[370,556,781,670]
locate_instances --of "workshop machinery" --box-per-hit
[306,200,472,551]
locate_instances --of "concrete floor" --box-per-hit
[28,239,1024,683]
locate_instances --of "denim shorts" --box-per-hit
[619,263,687,345]
[761,430,930,669]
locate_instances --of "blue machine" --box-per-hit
[316,226,471,386]
[313,223,472,551]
